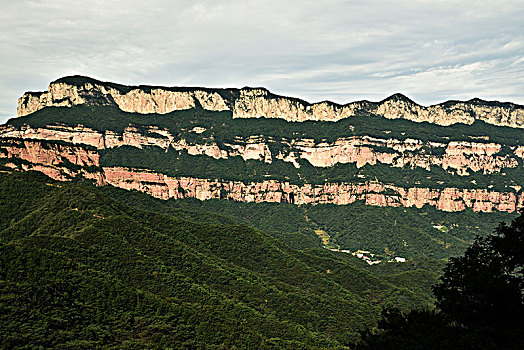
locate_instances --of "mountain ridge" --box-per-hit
[18,75,524,128]
[51,75,523,109]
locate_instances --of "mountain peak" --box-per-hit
[383,93,417,104]
[52,75,101,86]
[15,76,524,128]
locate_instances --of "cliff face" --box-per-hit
[0,139,103,183]
[4,76,523,214]
[368,97,523,127]
[102,166,522,213]
[18,81,230,117]
[0,138,522,213]
[290,137,519,175]
[1,124,520,176]
[17,76,524,128]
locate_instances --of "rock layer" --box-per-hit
[102,166,522,213]
[0,138,522,213]
[17,76,524,128]
[6,76,524,214]
[1,124,520,175]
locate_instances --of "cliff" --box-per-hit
[101,167,522,213]
[17,75,524,128]
[1,123,521,176]
[4,76,523,214]
[0,138,522,213]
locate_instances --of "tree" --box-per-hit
[359,211,524,349]
[433,212,524,332]
[357,307,462,350]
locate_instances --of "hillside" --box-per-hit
[2,77,522,347]
[0,170,440,348]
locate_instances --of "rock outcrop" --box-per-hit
[101,166,522,213]
[18,79,230,117]
[5,76,524,214]
[1,138,522,213]
[1,124,520,176]
[17,76,524,128]
[289,137,519,175]
[0,138,103,183]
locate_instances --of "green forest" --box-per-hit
[1,170,522,349]
[1,101,523,348]
[357,212,524,349]
[101,185,515,259]
[1,170,446,349]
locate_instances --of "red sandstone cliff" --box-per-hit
[1,124,520,176]
[4,76,523,214]
[0,138,521,213]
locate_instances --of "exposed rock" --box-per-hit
[7,76,524,214]
[0,138,521,213]
[18,80,229,117]
[100,167,524,213]
[1,138,100,167]
[515,146,524,159]
[17,76,524,128]
[0,139,103,183]
[1,124,520,176]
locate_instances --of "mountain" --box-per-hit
[2,76,522,347]
[1,76,522,258]
[17,75,524,127]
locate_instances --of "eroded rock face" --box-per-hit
[230,89,364,122]
[7,76,524,214]
[0,125,274,162]
[1,138,100,167]
[18,81,230,117]
[2,124,519,176]
[289,137,519,175]
[368,98,523,127]
[0,139,103,183]
[0,138,522,213]
[17,76,524,128]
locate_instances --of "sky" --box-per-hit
[1,0,523,123]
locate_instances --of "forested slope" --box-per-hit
[0,170,439,349]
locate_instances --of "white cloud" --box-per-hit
[0,0,523,122]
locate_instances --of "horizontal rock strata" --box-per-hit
[1,138,522,213]
[1,124,520,175]
[17,76,524,128]
[6,76,524,214]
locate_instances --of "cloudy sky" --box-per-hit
[1,0,523,122]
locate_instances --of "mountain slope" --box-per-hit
[0,170,439,348]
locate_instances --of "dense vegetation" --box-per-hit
[9,104,523,190]
[358,212,524,349]
[99,187,323,251]
[99,145,523,191]
[3,130,515,259]
[9,104,524,146]
[5,82,523,348]
[0,170,441,349]
[3,100,519,259]
[100,186,516,259]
